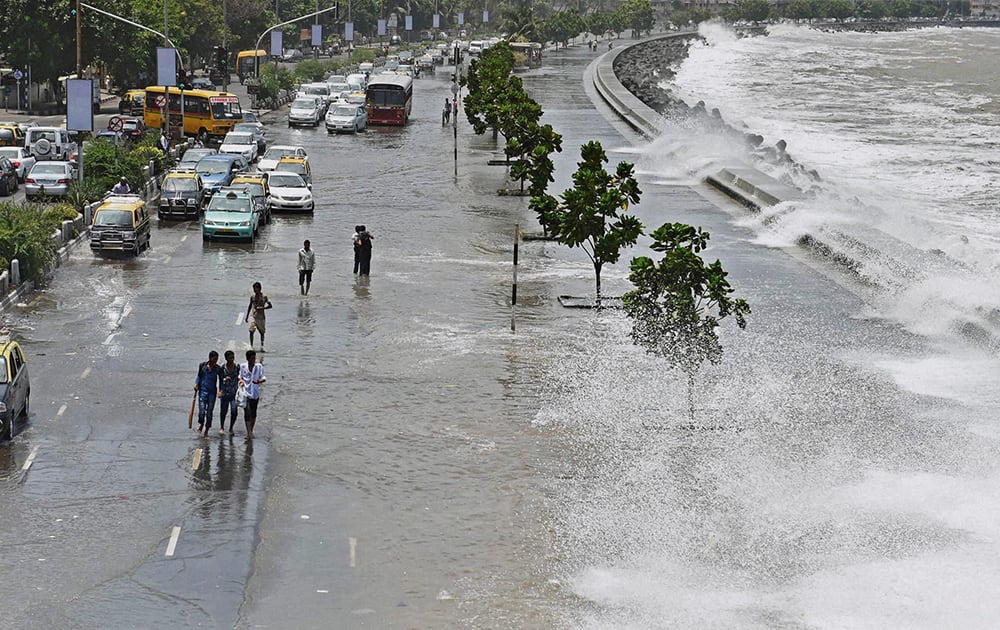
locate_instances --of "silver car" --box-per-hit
[325,104,368,133]
[288,98,322,127]
[0,147,36,182]
[25,161,75,200]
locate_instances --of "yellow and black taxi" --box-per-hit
[118,89,146,116]
[274,155,312,186]
[0,333,29,441]
[0,123,25,147]
[90,194,151,256]
[159,169,205,220]
[230,173,270,225]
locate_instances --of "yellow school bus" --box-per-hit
[143,86,243,140]
[236,49,269,83]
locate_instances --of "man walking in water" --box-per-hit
[239,350,266,440]
[297,239,315,295]
[355,225,374,276]
[218,350,240,435]
[245,282,272,352]
[194,350,222,437]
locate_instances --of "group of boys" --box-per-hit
[194,348,267,440]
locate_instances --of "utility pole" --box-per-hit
[223,0,229,91]
[76,0,82,77]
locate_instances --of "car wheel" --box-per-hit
[2,414,10,441]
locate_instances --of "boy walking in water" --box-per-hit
[298,239,315,295]
[239,350,266,440]
[245,282,272,352]
[218,350,240,435]
[194,351,222,437]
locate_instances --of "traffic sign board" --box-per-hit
[155,95,166,107]
[12,70,22,81]
[108,116,124,132]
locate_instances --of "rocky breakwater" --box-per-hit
[612,35,699,120]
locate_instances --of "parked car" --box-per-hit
[0,334,29,441]
[159,170,205,219]
[0,147,35,181]
[25,161,75,200]
[230,174,271,225]
[326,103,368,133]
[266,171,314,213]
[25,126,76,161]
[90,194,152,256]
[258,145,307,172]
[202,189,259,241]
[288,97,322,127]
[0,156,18,196]
[233,122,266,154]
[178,147,217,170]
[219,131,259,162]
[195,153,248,199]
[118,89,145,116]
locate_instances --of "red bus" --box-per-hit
[365,75,413,126]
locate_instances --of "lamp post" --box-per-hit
[254,5,340,78]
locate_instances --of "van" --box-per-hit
[90,195,151,256]
[25,127,76,161]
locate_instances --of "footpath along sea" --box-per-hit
[241,33,1000,629]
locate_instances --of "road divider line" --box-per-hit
[164,255,172,264]
[56,404,67,417]
[349,537,357,567]
[234,312,243,326]
[80,367,91,379]
[21,446,39,472]
[103,332,117,346]
[192,448,202,470]
[165,526,181,557]
[181,234,189,243]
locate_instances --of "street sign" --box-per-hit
[108,116,124,132]
[155,95,166,107]
[12,70,22,81]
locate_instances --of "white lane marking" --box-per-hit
[349,537,357,568]
[181,234,189,242]
[80,367,91,379]
[165,526,181,556]
[56,404,68,417]
[234,311,244,326]
[103,332,117,345]
[191,448,202,470]
[164,255,172,264]
[21,446,39,471]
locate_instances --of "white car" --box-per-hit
[288,98,323,127]
[0,147,36,182]
[266,171,314,213]
[219,131,258,162]
[258,145,307,172]
[326,104,368,133]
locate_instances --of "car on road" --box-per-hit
[233,122,266,154]
[118,89,145,116]
[159,169,205,219]
[120,117,148,142]
[266,171,314,213]
[326,103,368,133]
[25,126,76,161]
[230,174,271,225]
[258,145,307,172]
[0,334,29,441]
[202,189,259,241]
[195,153,248,199]
[288,97,323,127]
[190,76,215,90]
[0,156,18,196]
[0,147,35,181]
[242,111,261,124]
[0,123,25,147]
[219,131,259,162]
[282,48,304,61]
[274,155,312,186]
[178,147,217,170]
[327,75,350,94]
[25,161,75,200]
[90,195,152,256]
[301,83,332,113]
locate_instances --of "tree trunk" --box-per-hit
[594,263,602,309]
[687,372,696,424]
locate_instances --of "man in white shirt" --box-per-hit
[239,350,266,440]
[297,239,316,295]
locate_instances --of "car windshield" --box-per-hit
[163,178,198,192]
[196,159,231,175]
[276,163,305,176]
[268,173,305,188]
[95,210,134,227]
[332,105,357,116]
[304,86,327,95]
[32,163,67,175]
[209,197,252,213]
[242,112,259,123]
[292,99,316,109]
[224,133,253,145]
[0,148,17,158]
[235,183,264,196]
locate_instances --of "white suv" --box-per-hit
[25,127,76,161]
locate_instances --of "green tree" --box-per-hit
[461,41,518,138]
[826,0,857,19]
[534,141,643,307]
[733,0,773,21]
[617,0,655,35]
[623,223,750,420]
[507,122,562,192]
[784,0,817,19]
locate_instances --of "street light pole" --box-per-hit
[76,0,82,77]
[254,6,339,78]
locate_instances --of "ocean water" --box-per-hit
[546,26,1000,629]
[653,22,1000,341]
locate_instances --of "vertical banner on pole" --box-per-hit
[405,15,412,31]
[433,13,440,27]
[377,19,387,36]
[66,79,94,132]
[311,24,323,46]
[270,31,283,56]
[345,22,354,41]
[483,10,489,23]
[458,12,464,24]
[156,48,177,86]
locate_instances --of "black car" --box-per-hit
[0,156,18,196]
[120,117,147,141]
